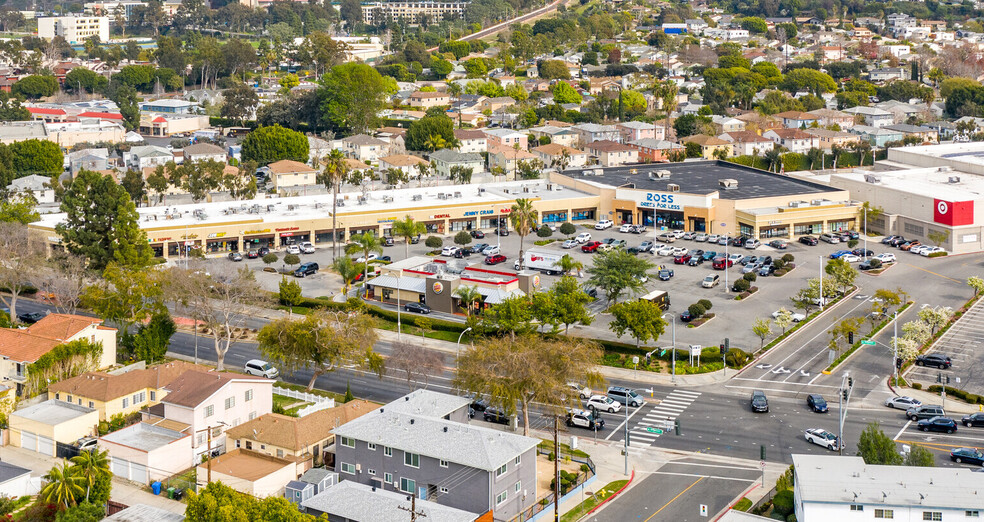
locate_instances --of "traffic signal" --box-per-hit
[725,338,730,351]
[848,377,854,388]
[720,345,726,355]
[947,375,952,384]
[937,373,943,383]
[842,389,848,400]
[848,332,854,344]
[760,445,766,460]
[674,419,681,436]
[896,357,902,369]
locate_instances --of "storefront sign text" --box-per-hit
[378,217,397,223]
[154,237,171,242]
[181,234,198,240]
[500,208,512,213]
[464,210,495,217]
[276,227,300,232]
[207,232,227,239]
[641,193,682,211]
[432,214,450,219]
[244,229,271,235]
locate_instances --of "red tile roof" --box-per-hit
[0,314,111,363]
[28,107,66,116]
[78,111,123,120]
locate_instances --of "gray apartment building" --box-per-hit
[331,390,539,521]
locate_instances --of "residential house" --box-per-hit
[679,135,732,159]
[877,100,925,124]
[331,390,537,520]
[843,106,894,127]
[48,360,205,421]
[302,481,485,521]
[820,46,845,61]
[139,113,210,137]
[98,422,193,484]
[710,115,745,134]
[774,111,819,129]
[532,143,589,170]
[285,468,337,508]
[851,27,873,39]
[586,140,639,167]
[429,150,484,178]
[182,143,227,163]
[528,125,579,148]
[453,129,488,154]
[883,124,938,143]
[342,134,390,163]
[480,96,515,113]
[572,123,621,146]
[68,148,109,174]
[870,67,907,82]
[0,314,116,396]
[803,128,861,151]
[7,174,53,204]
[142,370,274,459]
[482,128,528,150]
[763,128,819,154]
[807,108,855,129]
[924,121,957,139]
[225,400,375,474]
[0,462,33,498]
[10,400,99,456]
[848,125,903,147]
[617,121,663,142]
[792,454,984,522]
[268,160,320,190]
[378,155,431,180]
[735,112,782,134]
[719,131,774,157]
[488,144,537,176]
[407,91,450,109]
[197,449,296,498]
[627,139,684,163]
[127,145,174,170]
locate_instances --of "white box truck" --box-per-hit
[515,250,565,275]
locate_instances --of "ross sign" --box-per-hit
[700,505,708,517]
[432,282,444,294]
[934,199,974,226]
[861,340,876,346]
[615,188,711,213]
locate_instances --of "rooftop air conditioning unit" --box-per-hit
[412,194,422,201]
[949,176,961,183]
[384,196,394,203]
[478,188,486,193]
[667,183,680,192]
[503,189,510,194]
[337,199,345,207]
[811,199,822,206]
[719,178,738,189]
[789,201,800,208]
[864,174,882,184]
[438,193,447,200]
[358,197,367,205]
[655,169,672,178]
[523,186,530,193]
[454,191,462,198]
[939,166,952,172]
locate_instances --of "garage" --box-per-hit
[9,400,98,458]
[20,431,36,452]
[112,457,129,479]
[37,435,53,456]
[130,462,147,484]
[98,423,193,485]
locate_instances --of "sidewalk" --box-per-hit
[0,446,186,515]
[886,379,980,414]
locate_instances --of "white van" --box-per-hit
[245,359,279,379]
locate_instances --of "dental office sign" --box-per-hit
[615,188,710,212]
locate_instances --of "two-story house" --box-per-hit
[142,370,273,459]
[7,175,54,204]
[572,123,621,146]
[617,121,663,143]
[681,135,733,159]
[710,115,746,134]
[429,149,484,178]
[531,143,589,170]
[488,143,538,176]
[182,143,227,164]
[763,128,819,154]
[342,134,390,163]
[453,129,488,154]
[482,128,528,151]
[126,145,173,170]
[528,125,578,148]
[808,108,855,129]
[268,160,319,190]
[0,314,117,396]
[586,140,639,167]
[774,111,820,129]
[803,128,861,151]
[843,106,894,128]
[408,91,451,109]
[331,390,538,521]
[627,139,684,163]
[719,131,774,157]
[377,154,431,180]
[48,360,205,421]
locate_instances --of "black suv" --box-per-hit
[293,262,319,278]
[751,391,769,413]
[916,353,952,369]
[17,311,45,324]
[799,236,818,246]
[404,302,431,314]
[484,407,510,424]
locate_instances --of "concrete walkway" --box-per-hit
[0,446,186,515]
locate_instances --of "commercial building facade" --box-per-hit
[38,16,109,44]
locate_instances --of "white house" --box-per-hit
[763,129,819,154]
[7,175,54,204]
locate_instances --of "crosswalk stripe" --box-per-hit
[651,403,687,412]
[659,399,694,408]
[669,390,701,397]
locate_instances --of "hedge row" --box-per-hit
[928,384,984,405]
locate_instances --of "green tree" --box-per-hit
[538,60,570,80]
[186,482,320,521]
[284,253,300,268]
[857,422,903,465]
[968,276,984,297]
[333,256,361,295]
[11,139,63,177]
[609,299,665,349]
[425,236,442,249]
[320,63,397,134]
[57,170,152,270]
[13,75,58,99]
[68,448,111,504]
[510,198,537,267]
[55,502,105,522]
[108,84,140,130]
[454,285,483,317]
[345,232,383,296]
[559,222,576,236]
[83,262,165,357]
[258,310,382,391]
[64,67,108,94]
[454,230,472,247]
[39,463,84,509]
[551,276,593,333]
[587,250,654,305]
[317,149,349,259]
[781,68,838,96]
[752,318,772,348]
[558,254,583,277]
[391,215,426,258]
[132,311,176,364]
[279,276,303,316]
[339,0,362,28]
[551,81,582,104]
[904,445,936,467]
[221,82,259,125]
[0,197,39,224]
[481,294,534,340]
[927,229,950,247]
[406,114,457,152]
[773,308,793,334]
[0,91,29,121]
[739,16,768,34]
[825,258,857,295]
[240,125,309,166]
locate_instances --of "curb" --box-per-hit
[824,301,913,373]
[585,469,635,516]
[713,483,761,522]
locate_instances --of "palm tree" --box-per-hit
[70,448,111,503]
[317,149,350,260]
[345,232,384,297]
[392,215,426,258]
[333,256,361,296]
[764,145,786,173]
[807,147,824,170]
[453,285,482,316]
[424,134,447,152]
[510,198,537,268]
[831,144,845,169]
[658,80,679,142]
[40,463,83,509]
[559,254,583,277]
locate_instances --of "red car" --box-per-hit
[485,254,507,265]
[581,241,602,253]
[674,254,692,264]
[712,257,733,270]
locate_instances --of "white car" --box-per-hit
[619,223,633,233]
[707,234,720,243]
[671,230,686,238]
[874,253,897,264]
[911,245,931,255]
[671,247,689,256]
[804,428,842,451]
[355,253,379,263]
[885,396,922,410]
[773,310,806,322]
[482,245,500,256]
[562,239,578,249]
[841,254,860,263]
[584,395,620,413]
[595,220,614,230]
[728,253,743,264]
[694,233,708,242]
[285,244,301,255]
[657,245,675,256]
[575,232,592,243]
[568,382,591,399]
[299,241,315,254]
[921,246,945,256]
[441,246,459,256]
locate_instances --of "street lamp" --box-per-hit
[862,205,868,260]
[396,273,402,340]
[819,255,825,312]
[456,327,472,369]
[722,222,729,293]
[661,312,676,384]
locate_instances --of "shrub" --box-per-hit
[774,269,787,277]
[773,258,785,270]
[560,222,577,236]
[868,258,882,268]
[698,299,712,310]
[733,278,750,292]
[262,253,278,264]
[743,272,757,282]
[848,239,858,248]
[537,226,553,237]
[454,230,472,246]
[688,303,706,318]
[284,253,300,266]
[425,236,443,248]
[912,382,922,390]
[772,490,795,517]
[782,253,794,263]
[928,251,948,258]
[726,349,751,367]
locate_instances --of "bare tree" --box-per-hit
[36,253,88,315]
[0,223,45,321]
[388,340,444,390]
[170,262,265,370]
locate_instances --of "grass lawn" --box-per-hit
[273,394,311,416]
[559,479,629,522]
[274,381,347,403]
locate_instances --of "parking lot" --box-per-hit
[906,297,984,395]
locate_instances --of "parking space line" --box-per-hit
[905,264,962,284]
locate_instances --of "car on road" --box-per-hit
[470,230,485,239]
[595,220,614,230]
[916,353,952,369]
[745,239,761,249]
[921,246,946,256]
[951,448,984,465]
[918,416,958,433]
[472,243,489,254]
[829,250,852,259]
[441,246,459,256]
[575,232,592,243]
[807,394,828,413]
[607,386,644,407]
[804,428,841,450]
[694,233,709,242]
[17,311,45,324]
[702,274,720,288]
[688,256,704,266]
[907,405,946,421]
[294,262,319,278]
[484,254,507,265]
[581,241,602,253]
[482,245,500,256]
[769,239,788,249]
[568,382,591,399]
[483,407,510,424]
[244,359,279,379]
[751,391,769,413]
[874,253,897,264]
[772,310,806,322]
[674,254,691,264]
[404,302,431,314]
[584,395,620,413]
[300,242,315,254]
[885,396,922,410]
[964,413,984,427]
[566,409,604,430]
[658,268,674,281]
[799,236,819,246]
[228,251,243,262]
[286,244,301,255]
[562,239,578,249]
[246,250,259,259]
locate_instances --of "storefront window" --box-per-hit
[759,226,788,238]
[450,220,474,232]
[794,223,822,235]
[572,209,596,221]
[243,236,275,249]
[542,212,568,223]
[207,240,238,253]
[828,220,853,232]
[739,223,754,237]
[617,211,633,225]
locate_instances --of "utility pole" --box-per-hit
[623,393,629,476]
[819,256,825,312]
[838,373,853,456]
[554,416,560,522]
[398,494,427,521]
[207,426,212,484]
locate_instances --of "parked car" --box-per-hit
[688,256,704,266]
[17,311,45,324]
[484,407,510,424]
[829,250,852,259]
[619,223,633,233]
[882,235,902,244]
[566,409,605,430]
[631,225,647,234]
[874,253,897,264]
[674,254,692,264]
[607,386,644,407]
[658,268,674,281]
[472,243,489,254]
[899,240,921,251]
[639,241,654,252]
[694,233,708,242]
[656,233,677,243]
[799,236,819,246]
[484,254,507,265]
[750,391,769,413]
[672,247,689,257]
[228,251,243,262]
[258,246,270,256]
[584,395,620,413]
[595,220,614,230]
[702,274,720,288]
[244,359,279,379]
[921,246,946,256]
[819,233,840,244]
[841,254,860,263]
[286,244,301,255]
[355,253,378,264]
[916,353,952,369]
[294,262,319,278]
[911,245,932,255]
[299,242,315,254]
[804,428,841,451]
[581,241,602,253]
[471,230,485,239]
[728,253,744,265]
[807,394,828,413]
[562,239,578,249]
[889,236,908,247]
[682,232,695,240]
[404,302,431,314]
[884,396,922,410]
[246,250,259,259]
[384,236,395,246]
[701,251,717,261]
[575,232,592,243]
[963,413,984,427]
[745,239,761,249]
[452,249,471,259]
[768,239,788,249]
[657,245,675,256]
[680,310,695,322]
[907,405,946,421]
[568,382,591,399]
[951,448,984,465]
[918,416,958,433]
[482,245,500,256]
[758,264,776,277]
[773,310,806,322]
[852,249,874,257]
[441,246,459,256]
[711,257,731,270]
[496,228,510,236]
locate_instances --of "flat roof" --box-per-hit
[831,167,984,201]
[562,161,837,200]
[104,504,185,522]
[100,422,187,452]
[302,481,478,522]
[198,449,293,480]
[0,461,31,484]
[383,389,470,418]
[13,399,95,425]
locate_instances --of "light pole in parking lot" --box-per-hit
[862,206,868,260]
[397,273,402,339]
[662,312,676,384]
[456,327,472,370]
[819,256,825,312]
[722,222,729,293]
